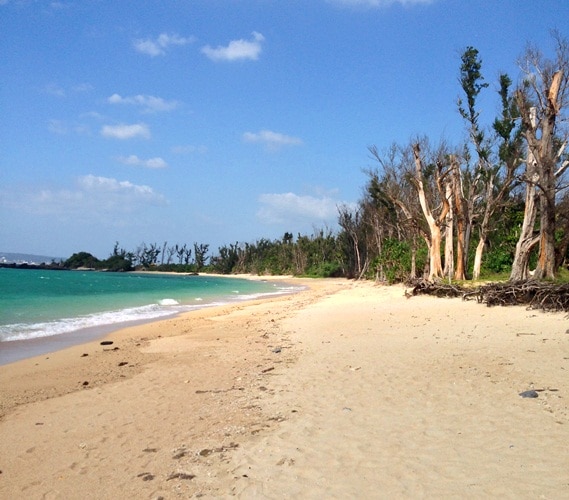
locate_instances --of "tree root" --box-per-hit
[406,279,569,313]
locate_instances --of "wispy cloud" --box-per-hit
[327,0,434,7]
[257,192,340,225]
[72,83,94,92]
[243,129,302,151]
[81,111,105,120]
[43,82,93,97]
[202,32,265,62]
[108,93,179,113]
[133,32,195,57]
[47,119,92,136]
[116,155,168,169]
[77,175,164,204]
[101,123,150,140]
[1,175,166,219]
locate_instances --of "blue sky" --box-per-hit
[1,0,567,259]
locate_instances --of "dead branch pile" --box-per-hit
[408,279,569,313]
[408,280,464,298]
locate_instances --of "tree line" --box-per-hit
[355,34,569,282]
[64,35,569,282]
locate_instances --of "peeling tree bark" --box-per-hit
[450,155,468,280]
[443,182,454,280]
[512,69,564,280]
[412,143,450,280]
[510,170,540,280]
[472,178,493,281]
[534,70,563,279]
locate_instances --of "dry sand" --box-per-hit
[0,278,568,499]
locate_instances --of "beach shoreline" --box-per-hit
[1,278,568,498]
[0,272,302,367]
[0,274,314,416]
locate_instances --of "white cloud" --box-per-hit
[202,32,265,62]
[117,155,168,169]
[328,0,433,6]
[101,123,150,140]
[108,93,179,113]
[257,192,340,225]
[1,175,166,219]
[133,32,195,57]
[77,175,163,202]
[243,129,303,151]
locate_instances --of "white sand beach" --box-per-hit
[0,278,567,498]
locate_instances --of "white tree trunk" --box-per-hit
[510,173,539,280]
[472,238,485,281]
[443,182,454,279]
[412,144,448,280]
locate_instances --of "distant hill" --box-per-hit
[0,252,64,265]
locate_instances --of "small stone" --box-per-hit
[519,390,539,398]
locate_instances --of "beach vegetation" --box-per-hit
[64,252,100,270]
[193,243,210,272]
[363,34,569,283]
[44,35,568,285]
[63,248,135,272]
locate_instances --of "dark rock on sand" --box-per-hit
[519,390,539,398]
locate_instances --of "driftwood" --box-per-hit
[407,279,569,313]
[408,280,464,298]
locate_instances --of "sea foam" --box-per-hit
[0,272,304,344]
[0,302,183,342]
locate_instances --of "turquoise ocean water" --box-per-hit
[0,268,300,365]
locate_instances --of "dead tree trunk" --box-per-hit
[510,171,540,280]
[534,70,563,279]
[443,181,454,279]
[472,178,493,280]
[412,143,450,280]
[450,155,468,280]
[514,65,566,280]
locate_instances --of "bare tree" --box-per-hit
[174,244,184,265]
[411,142,451,280]
[338,205,366,279]
[471,74,523,280]
[183,246,192,265]
[193,243,209,271]
[165,245,176,265]
[367,143,427,280]
[511,33,569,280]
